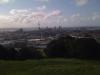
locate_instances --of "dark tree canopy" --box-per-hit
[19,47,42,59]
[45,35,100,59]
[0,45,43,60]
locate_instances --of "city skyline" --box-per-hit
[0,0,100,28]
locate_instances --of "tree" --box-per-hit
[74,38,100,59]
[44,35,75,58]
[8,48,19,60]
[45,35,100,59]
[0,45,9,59]
[19,47,42,59]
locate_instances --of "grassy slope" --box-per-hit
[0,59,100,75]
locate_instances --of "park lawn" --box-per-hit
[0,59,100,75]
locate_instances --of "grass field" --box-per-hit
[0,59,100,75]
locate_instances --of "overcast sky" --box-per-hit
[0,0,100,28]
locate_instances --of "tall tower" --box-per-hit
[38,22,40,30]
[38,22,42,40]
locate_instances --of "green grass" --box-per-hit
[0,59,100,75]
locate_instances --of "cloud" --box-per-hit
[0,0,12,4]
[35,0,49,2]
[48,10,61,16]
[91,12,100,21]
[0,9,100,28]
[9,9,29,15]
[9,9,61,21]
[75,0,89,6]
[3,9,62,28]
[36,5,46,11]
[44,10,61,19]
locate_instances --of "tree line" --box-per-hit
[0,46,42,60]
[0,35,100,60]
[45,35,100,59]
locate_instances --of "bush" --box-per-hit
[45,35,100,59]
[19,47,43,60]
[0,45,43,60]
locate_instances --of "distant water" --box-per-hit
[0,26,100,32]
[0,28,39,32]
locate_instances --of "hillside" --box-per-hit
[0,59,100,75]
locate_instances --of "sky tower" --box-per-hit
[38,21,43,40]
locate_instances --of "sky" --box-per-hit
[0,0,100,28]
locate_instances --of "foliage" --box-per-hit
[0,45,43,60]
[45,35,100,59]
